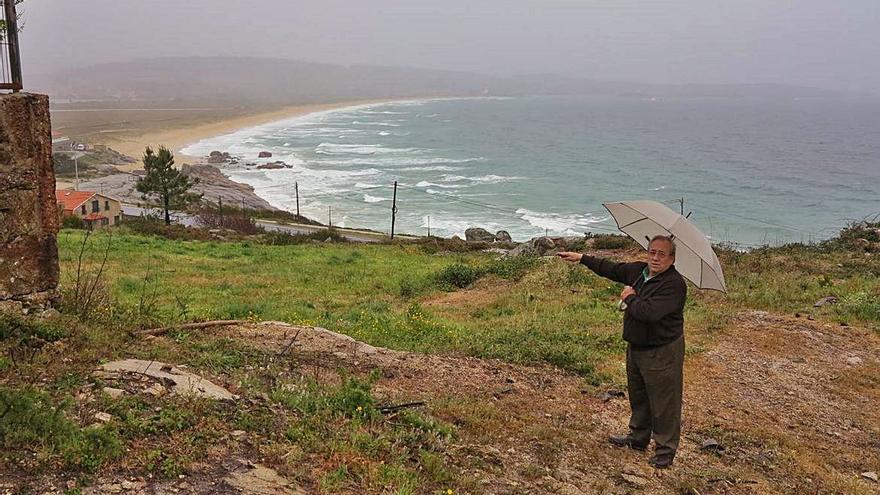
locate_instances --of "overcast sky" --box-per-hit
[18,0,880,92]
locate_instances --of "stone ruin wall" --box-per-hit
[0,92,59,313]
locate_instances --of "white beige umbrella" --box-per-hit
[602,200,727,292]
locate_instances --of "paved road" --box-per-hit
[121,205,412,243]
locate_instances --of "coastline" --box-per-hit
[106,98,416,171]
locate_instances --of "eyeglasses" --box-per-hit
[648,249,670,258]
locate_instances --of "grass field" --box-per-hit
[54,227,880,382]
[1,224,877,492]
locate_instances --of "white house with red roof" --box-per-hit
[56,190,123,229]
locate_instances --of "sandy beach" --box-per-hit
[52,99,404,172]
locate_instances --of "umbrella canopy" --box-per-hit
[603,200,727,292]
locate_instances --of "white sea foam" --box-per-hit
[416,181,466,189]
[378,131,391,136]
[318,157,481,168]
[398,165,465,172]
[363,194,386,203]
[651,185,666,191]
[314,143,427,156]
[440,174,523,184]
[516,208,609,236]
[351,121,401,127]
[360,110,408,115]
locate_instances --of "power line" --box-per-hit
[686,199,819,235]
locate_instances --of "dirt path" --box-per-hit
[56,310,879,494]
[215,311,880,494]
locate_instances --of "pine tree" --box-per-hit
[135,146,201,225]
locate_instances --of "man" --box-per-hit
[557,235,687,468]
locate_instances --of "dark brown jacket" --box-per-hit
[580,255,687,348]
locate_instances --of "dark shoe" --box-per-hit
[608,435,648,451]
[648,453,674,469]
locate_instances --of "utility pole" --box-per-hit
[295,181,300,218]
[679,197,684,216]
[3,0,23,91]
[427,215,431,237]
[218,196,223,227]
[74,156,79,191]
[328,206,332,228]
[390,180,398,239]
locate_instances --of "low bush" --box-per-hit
[195,207,263,235]
[0,387,122,472]
[123,216,214,241]
[591,234,637,250]
[61,215,86,229]
[485,254,541,280]
[434,263,483,289]
[262,228,346,245]
[0,313,68,365]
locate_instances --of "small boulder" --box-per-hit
[94,412,112,423]
[700,437,725,452]
[599,389,626,402]
[465,227,496,242]
[258,151,273,158]
[495,230,512,242]
[507,242,538,258]
[533,236,556,255]
[862,471,878,482]
[102,387,126,399]
[38,308,62,319]
[256,161,289,170]
[813,296,838,307]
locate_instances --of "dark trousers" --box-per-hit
[626,335,684,457]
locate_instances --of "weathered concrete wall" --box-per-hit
[0,92,59,313]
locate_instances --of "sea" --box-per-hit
[181,95,880,246]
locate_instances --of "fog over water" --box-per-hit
[20,0,880,93]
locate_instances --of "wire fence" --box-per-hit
[0,0,22,92]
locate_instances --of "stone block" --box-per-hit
[0,93,58,308]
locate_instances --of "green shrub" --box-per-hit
[435,263,483,289]
[592,235,636,250]
[263,228,346,245]
[0,313,68,365]
[821,220,880,251]
[272,373,379,419]
[122,216,213,241]
[485,255,540,280]
[0,387,122,472]
[398,275,431,298]
[61,215,86,229]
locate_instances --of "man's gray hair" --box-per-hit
[649,235,676,257]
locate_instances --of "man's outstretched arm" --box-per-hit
[557,251,633,285]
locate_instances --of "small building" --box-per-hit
[56,190,123,230]
[51,136,72,152]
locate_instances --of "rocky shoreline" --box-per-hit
[73,162,277,211]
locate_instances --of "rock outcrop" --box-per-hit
[495,230,512,242]
[207,150,232,164]
[465,227,496,242]
[0,93,59,313]
[256,161,291,170]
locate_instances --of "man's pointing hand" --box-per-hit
[556,251,583,263]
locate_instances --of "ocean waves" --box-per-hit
[516,209,609,236]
